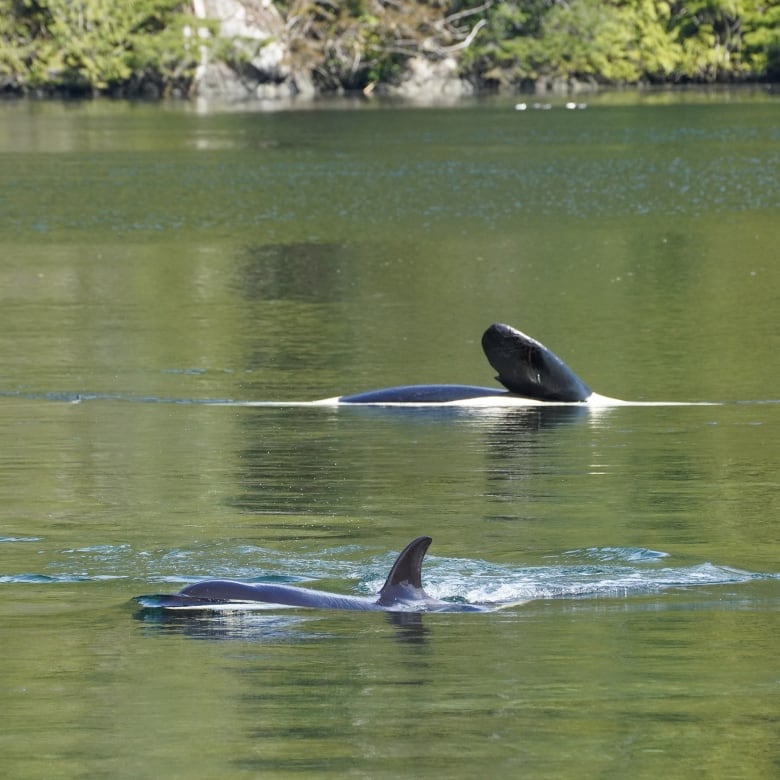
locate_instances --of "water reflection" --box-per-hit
[237,242,356,302]
[3,96,780,780]
[134,606,433,644]
[331,404,589,428]
[385,611,431,644]
[228,405,591,517]
[480,405,591,433]
[134,608,326,642]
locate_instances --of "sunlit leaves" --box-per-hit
[470,0,779,85]
[0,0,200,94]
[0,0,778,95]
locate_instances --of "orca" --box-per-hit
[480,322,592,401]
[135,536,487,613]
[220,321,712,408]
[322,322,617,407]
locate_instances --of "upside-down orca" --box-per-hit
[221,322,711,409]
[318,322,619,407]
[135,536,488,613]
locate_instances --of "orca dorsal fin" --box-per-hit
[377,536,432,606]
[481,323,592,402]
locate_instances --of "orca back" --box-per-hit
[340,385,507,404]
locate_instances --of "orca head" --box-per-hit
[481,323,592,402]
[377,536,435,607]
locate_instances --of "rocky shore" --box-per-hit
[191,0,476,102]
[2,0,775,101]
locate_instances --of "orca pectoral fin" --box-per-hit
[481,323,592,402]
[377,536,432,606]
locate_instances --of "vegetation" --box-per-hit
[471,0,780,87]
[1,0,778,97]
[276,0,493,89]
[0,0,206,96]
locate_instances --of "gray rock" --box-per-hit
[386,56,473,101]
[191,0,302,100]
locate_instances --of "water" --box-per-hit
[1,91,778,778]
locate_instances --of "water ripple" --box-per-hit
[3,544,777,609]
[562,546,670,563]
[0,536,43,543]
[362,547,776,606]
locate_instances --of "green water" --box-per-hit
[0,92,778,779]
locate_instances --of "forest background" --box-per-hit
[1,0,779,98]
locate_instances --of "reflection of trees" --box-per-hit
[237,242,355,303]
[232,242,358,399]
[228,405,589,520]
[227,408,358,516]
[480,407,590,522]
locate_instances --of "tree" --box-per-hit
[0,0,205,95]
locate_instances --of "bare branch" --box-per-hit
[424,19,487,55]
[443,1,494,27]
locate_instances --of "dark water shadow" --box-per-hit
[236,242,356,303]
[133,605,327,642]
[226,403,591,518]
[330,403,590,429]
[132,604,436,644]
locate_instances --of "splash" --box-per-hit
[4,543,776,611]
[407,547,773,606]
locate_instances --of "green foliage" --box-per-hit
[464,0,780,87]
[0,0,778,96]
[0,0,205,95]
[736,0,780,78]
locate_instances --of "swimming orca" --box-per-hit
[222,321,709,408]
[135,536,487,613]
[326,322,611,406]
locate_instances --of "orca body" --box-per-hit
[218,321,710,408]
[136,536,486,613]
[329,323,605,406]
[339,384,509,404]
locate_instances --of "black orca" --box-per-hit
[480,323,592,401]
[135,536,487,613]
[329,323,607,406]
[338,384,509,404]
[225,321,708,408]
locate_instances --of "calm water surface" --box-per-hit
[1,91,778,778]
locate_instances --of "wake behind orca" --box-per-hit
[136,536,491,613]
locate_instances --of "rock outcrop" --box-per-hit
[190,0,470,102]
[383,56,473,101]
[191,0,312,100]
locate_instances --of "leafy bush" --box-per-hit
[0,0,205,95]
[0,0,777,96]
